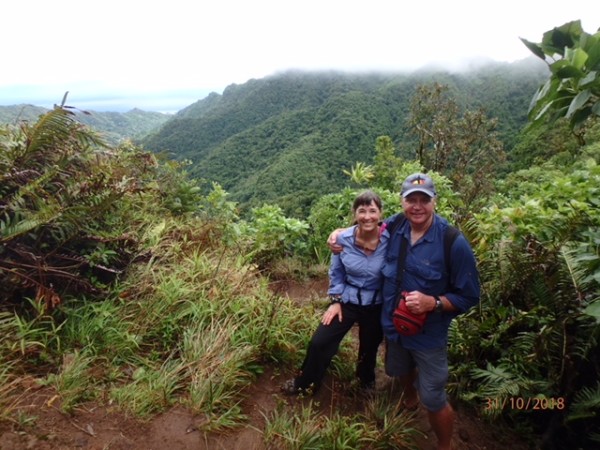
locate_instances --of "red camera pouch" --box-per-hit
[392,292,427,336]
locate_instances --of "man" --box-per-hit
[328,173,480,450]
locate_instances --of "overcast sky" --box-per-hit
[2,0,599,113]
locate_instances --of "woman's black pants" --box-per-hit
[295,302,383,391]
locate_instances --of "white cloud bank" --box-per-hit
[2,0,599,112]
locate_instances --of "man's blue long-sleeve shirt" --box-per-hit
[380,214,480,349]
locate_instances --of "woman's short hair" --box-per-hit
[352,190,382,213]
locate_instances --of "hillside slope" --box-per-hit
[142,59,548,216]
[0,104,171,145]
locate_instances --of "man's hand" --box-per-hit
[404,291,434,315]
[322,303,343,325]
[327,228,346,254]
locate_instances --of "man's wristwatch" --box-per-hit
[329,295,342,305]
[433,295,444,313]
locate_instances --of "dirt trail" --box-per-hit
[0,278,529,450]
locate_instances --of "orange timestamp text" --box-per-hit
[484,396,565,411]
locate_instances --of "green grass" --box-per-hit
[261,395,422,450]
[0,363,21,423]
[0,216,404,440]
[109,356,186,418]
[42,350,96,414]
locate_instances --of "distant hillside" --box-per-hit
[0,105,171,145]
[142,58,549,216]
[0,104,48,123]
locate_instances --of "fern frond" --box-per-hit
[25,107,77,156]
[470,363,522,398]
[470,362,549,399]
[567,382,600,422]
[22,107,107,168]
[0,197,62,242]
[560,244,587,298]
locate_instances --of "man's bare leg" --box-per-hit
[398,369,418,409]
[428,403,455,450]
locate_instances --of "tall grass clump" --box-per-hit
[181,318,252,430]
[262,396,421,450]
[0,299,65,369]
[0,363,22,424]
[58,298,140,364]
[109,356,187,418]
[42,350,96,414]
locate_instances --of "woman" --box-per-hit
[282,190,389,395]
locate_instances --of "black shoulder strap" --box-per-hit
[392,219,460,294]
[443,225,460,275]
[394,234,409,307]
[386,213,406,238]
[388,213,409,307]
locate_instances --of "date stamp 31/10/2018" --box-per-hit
[484,397,565,411]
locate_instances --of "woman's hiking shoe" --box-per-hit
[280,379,315,396]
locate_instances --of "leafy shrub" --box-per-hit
[451,157,600,447]
[237,204,309,272]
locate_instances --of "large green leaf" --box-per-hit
[523,20,600,134]
[566,90,592,118]
[541,20,583,56]
[584,300,600,321]
[579,70,598,88]
[520,38,545,60]
[552,60,584,79]
[565,47,589,71]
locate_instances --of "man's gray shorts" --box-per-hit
[385,339,449,412]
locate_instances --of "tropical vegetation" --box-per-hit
[141,59,550,217]
[0,19,599,450]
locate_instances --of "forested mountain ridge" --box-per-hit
[142,58,549,216]
[0,104,171,145]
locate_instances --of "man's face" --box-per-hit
[402,192,435,226]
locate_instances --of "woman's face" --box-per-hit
[354,201,382,232]
[402,192,435,226]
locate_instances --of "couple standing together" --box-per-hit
[283,173,481,450]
